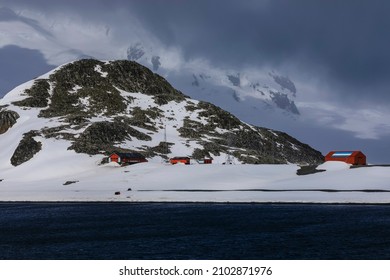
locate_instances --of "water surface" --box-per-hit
[1,203,389,259]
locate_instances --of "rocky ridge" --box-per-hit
[1,59,323,166]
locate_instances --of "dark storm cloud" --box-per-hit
[127,0,390,97]
[2,0,390,100]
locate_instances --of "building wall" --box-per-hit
[325,151,366,165]
[170,158,190,165]
[110,154,120,163]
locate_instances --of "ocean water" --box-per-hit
[1,203,390,260]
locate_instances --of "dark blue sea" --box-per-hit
[1,203,390,260]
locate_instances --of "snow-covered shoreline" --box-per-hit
[1,161,390,204]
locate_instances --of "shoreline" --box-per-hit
[1,200,390,206]
[2,162,390,204]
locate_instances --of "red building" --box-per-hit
[109,152,148,165]
[325,151,366,165]
[170,157,191,165]
[197,158,212,164]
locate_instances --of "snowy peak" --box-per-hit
[0,59,323,168]
[126,42,300,116]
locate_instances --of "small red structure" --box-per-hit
[109,152,148,165]
[325,151,366,165]
[170,157,190,165]
[197,158,212,164]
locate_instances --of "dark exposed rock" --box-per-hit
[68,120,151,155]
[269,130,324,165]
[104,60,187,104]
[41,125,75,141]
[178,118,204,139]
[151,56,161,71]
[127,43,145,61]
[270,73,297,94]
[203,141,223,156]
[149,141,173,155]
[63,180,79,185]
[12,79,50,108]
[39,60,127,117]
[69,121,131,154]
[35,59,187,118]
[227,74,240,87]
[192,148,211,160]
[63,114,89,126]
[120,106,163,132]
[10,131,42,166]
[0,110,19,134]
[197,101,241,130]
[192,74,200,87]
[270,91,300,115]
[296,165,326,176]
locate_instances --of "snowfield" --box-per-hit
[1,160,390,203]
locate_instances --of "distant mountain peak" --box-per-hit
[127,43,145,61]
[269,72,297,96]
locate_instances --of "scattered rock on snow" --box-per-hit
[296,165,326,176]
[0,110,19,134]
[63,180,79,185]
[10,131,42,166]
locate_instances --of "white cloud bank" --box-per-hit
[298,101,390,140]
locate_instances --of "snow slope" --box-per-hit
[1,161,390,203]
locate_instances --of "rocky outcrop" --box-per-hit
[0,110,19,134]
[270,92,300,115]
[68,120,151,155]
[12,79,50,108]
[10,131,42,166]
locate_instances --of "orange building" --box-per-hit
[109,152,148,165]
[325,151,366,165]
[170,157,191,165]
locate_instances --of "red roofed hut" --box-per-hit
[109,152,148,165]
[325,151,366,165]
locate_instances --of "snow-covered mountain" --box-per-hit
[0,59,322,171]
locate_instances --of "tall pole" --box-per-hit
[225,122,234,165]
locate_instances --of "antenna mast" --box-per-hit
[161,120,168,163]
[225,122,234,165]
[164,124,167,145]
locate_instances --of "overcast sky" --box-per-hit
[3,0,389,103]
[1,0,390,162]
